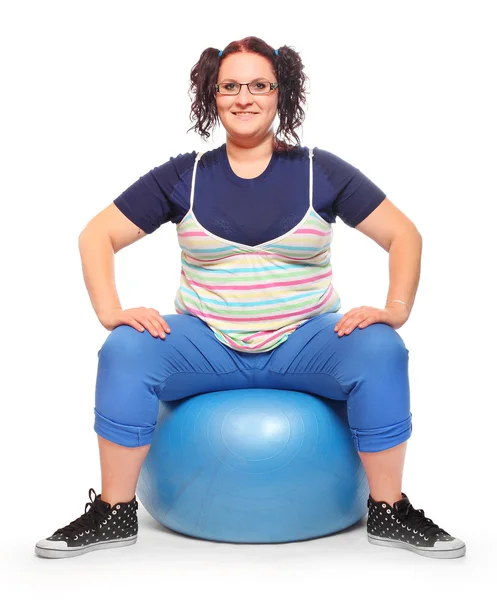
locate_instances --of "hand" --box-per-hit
[98,307,171,339]
[334,304,409,337]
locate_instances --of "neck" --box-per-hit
[225,132,277,164]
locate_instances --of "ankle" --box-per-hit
[100,493,135,507]
[370,492,403,506]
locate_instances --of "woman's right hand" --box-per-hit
[98,307,171,338]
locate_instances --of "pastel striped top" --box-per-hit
[174,147,342,353]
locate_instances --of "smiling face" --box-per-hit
[216,52,279,144]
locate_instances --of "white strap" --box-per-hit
[190,151,204,210]
[309,146,314,210]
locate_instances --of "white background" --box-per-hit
[2,0,495,597]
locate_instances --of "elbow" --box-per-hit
[396,225,422,241]
[78,225,115,253]
[388,227,422,252]
[78,227,90,248]
[412,223,423,240]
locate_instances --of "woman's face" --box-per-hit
[216,52,279,143]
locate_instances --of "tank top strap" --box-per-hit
[189,151,205,211]
[308,146,314,210]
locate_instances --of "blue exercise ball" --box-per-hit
[137,388,369,543]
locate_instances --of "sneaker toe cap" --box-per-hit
[434,536,466,550]
[35,539,69,551]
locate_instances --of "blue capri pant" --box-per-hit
[94,312,412,453]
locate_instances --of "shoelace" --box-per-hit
[54,488,110,537]
[398,503,449,537]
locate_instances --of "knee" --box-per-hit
[96,313,199,366]
[357,323,409,364]
[97,323,147,367]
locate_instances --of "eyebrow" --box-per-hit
[220,77,269,82]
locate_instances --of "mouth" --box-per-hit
[232,112,259,120]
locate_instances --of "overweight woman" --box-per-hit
[35,36,465,560]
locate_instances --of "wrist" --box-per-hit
[385,300,410,312]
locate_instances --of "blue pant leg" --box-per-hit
[260,312,412,453]
[94,314,256,448]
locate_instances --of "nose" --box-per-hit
[235,84,254,104]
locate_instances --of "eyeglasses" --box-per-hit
[215,80,279,95]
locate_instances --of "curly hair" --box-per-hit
[187,36,309,150]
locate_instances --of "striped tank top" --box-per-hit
[174,147,341,353]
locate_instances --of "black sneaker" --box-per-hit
[35,488,138,559]
[367,492,466,559]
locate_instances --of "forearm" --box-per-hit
[385,230,423,316]
[78,227,122,321]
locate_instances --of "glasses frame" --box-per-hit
[215,80,279,95]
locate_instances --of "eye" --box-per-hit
[249,81,271,93]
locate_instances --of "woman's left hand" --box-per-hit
[334,305,410,337]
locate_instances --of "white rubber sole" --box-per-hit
[368,533,466,559]
[35,535,138,559]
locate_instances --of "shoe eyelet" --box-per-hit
[407,527,411,531]
[386,509,391,514]
[424,536,429,541]
[85,530,90,534]
[73,536,78,540]
[116,505,121,509]
[413,529,418,534]
[382,504,387,508]
[107,515,112,520]
[396,519,400,524]
[112,510,117,515]
[103,520,107,524]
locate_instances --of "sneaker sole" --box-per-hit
[35,535,138,559]
[368,533,466,559]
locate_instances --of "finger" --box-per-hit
[149,310,171,334]
[160,317,171,333]
[334,317,349,331]
[337,320,352,335]
[339,322,355,335]
[359,316,377,328]
[338,317,362,335]
[334,309,363,331]
[129,317,145,332]
[140,318,160,337]
[150,316,168,338]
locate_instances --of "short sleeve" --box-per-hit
[314,147,387,228]
[113,168,174,235]
[113,147,201,234]
[334,168,386,228]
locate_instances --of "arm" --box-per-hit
[354,198,422,316]
[385,230,422,317]
[78,203,147,322]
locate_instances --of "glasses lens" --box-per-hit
[249,81,271,94]
[218,82,240,95]
[218,81,272,94]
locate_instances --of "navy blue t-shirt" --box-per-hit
[113,143,386,247]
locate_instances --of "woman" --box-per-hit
[35,37,465,560]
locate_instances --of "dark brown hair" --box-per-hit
[187,36,309,150]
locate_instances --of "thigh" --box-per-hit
[96,313,255,410]
[263,311,409,407]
